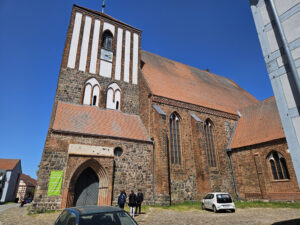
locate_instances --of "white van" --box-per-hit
[202,192,235,213]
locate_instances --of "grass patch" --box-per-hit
[123,201,300,212]
[159,201,202,212]
[235,201,300,209]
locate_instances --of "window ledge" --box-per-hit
[209,167,219,172]
[271,179,290,183]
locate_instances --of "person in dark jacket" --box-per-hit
[117,190,126,209]
[128,190,137,217]
[136,189,144,214]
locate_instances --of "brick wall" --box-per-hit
[231,139,300,200]
[138,73,238,203]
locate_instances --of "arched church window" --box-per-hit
[83,78,100,106]
[204,119,216,167]
[102,30,113,51]
[268,151,290,180]
[106,83,121,110]
[170,112,181,165]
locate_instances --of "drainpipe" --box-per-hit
[226,112,241,201]
[151,138,155,204]
[268,0,300,101]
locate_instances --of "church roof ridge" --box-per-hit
[230,96,285,149]
[73,4,142,33]
[141,50,258,115]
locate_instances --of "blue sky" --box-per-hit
[0,0,272,179]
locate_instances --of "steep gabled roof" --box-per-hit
[20,174,37,187]
[52,102,151,142]
[230,96,285,149]
[0,159,20,170]
[141,51,258,115]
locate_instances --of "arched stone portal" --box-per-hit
[64,159,110,208]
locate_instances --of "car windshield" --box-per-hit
[79,211,137,225]
[216,194,233,203]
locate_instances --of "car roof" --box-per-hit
[207,192,231,195]
[68,206,123,215]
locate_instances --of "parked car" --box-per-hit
[54,206,138,225]
[202,192,235,213]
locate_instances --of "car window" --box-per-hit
[79,211,137,225]
[66,212,76,225]
[209,194,214,199]
[204,194,210,199]
[55,210,71,225]
[216,194,233,203]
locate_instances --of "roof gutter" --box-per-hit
[225,111,241,201]
[268,0,300,102]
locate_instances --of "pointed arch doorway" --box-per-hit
[63,159,112,208]
[73,167,99,206]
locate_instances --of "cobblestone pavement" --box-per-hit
[0,205,300,225]
[0,203,18,213]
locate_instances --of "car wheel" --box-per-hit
[231,209,235,213]
[213,205,218,213]
[201,203,205,210]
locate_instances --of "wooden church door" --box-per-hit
[73,167,99,206]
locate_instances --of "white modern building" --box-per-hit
[0,159,22,203]
[250,0,300,186]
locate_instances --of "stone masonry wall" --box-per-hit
[33,131,153,211]
[33,132,68,212]
[55,68,139,115]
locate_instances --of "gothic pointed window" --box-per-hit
[106,83,121,110]
[83,78,100,106]
[204,119,216,167]
[170,112,181,165]
[268,151,290,180]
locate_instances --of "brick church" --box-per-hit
[33,5,300,211]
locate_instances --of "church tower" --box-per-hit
[33,5,153,212]
[57,5,141,114]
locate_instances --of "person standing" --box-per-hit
[128,190,137,217]
[117,190,126,209]
[136,189,144,215]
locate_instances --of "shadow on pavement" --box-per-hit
[272,218,300,225]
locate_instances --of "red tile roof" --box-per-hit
[52,102,151,142]
[20,174,37,187]
[141,51,258,115]
[230,97,285,149]
[0,159,20,170]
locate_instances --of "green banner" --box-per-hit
[47,171,63,196]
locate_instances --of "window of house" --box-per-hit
[268,151,290,180]
[170,112,181,165]
[106,83,121,110]
[204,119,216,167]
[83,78,100,106]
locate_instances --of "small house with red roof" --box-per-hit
[16,174,37,202]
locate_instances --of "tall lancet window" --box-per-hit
[106,83,121,110]
[268,151,290,180]
[204,119,216,167]
[170,113,182,165]
[83,78,100,106]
